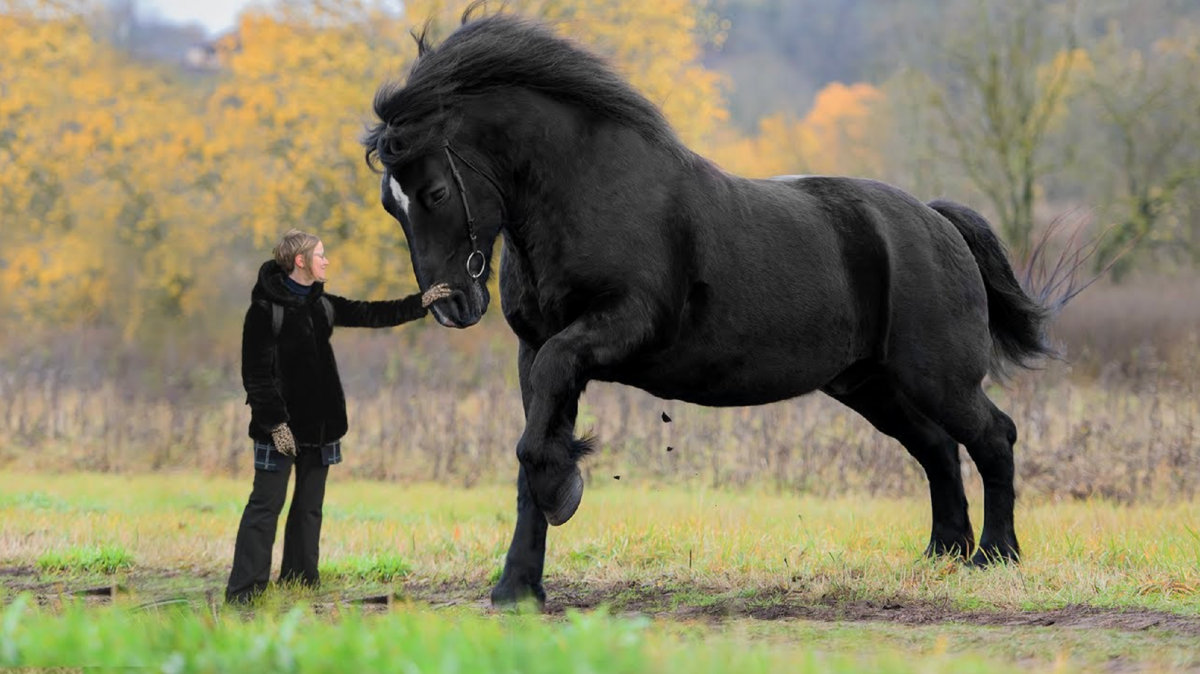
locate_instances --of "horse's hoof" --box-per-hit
[490,577,546,612]
[542,467,584,526]
[966,543,1020,568]
[923,537,974,561]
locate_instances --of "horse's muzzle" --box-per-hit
[431,288,481,328]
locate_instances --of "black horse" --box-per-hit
[363,7,1074,607]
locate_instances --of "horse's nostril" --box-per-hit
[447,289,469,319]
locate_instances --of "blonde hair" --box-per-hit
[272,228,321,273]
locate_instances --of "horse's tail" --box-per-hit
[927,199,1058,380]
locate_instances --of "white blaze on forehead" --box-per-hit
[388,176,410,216]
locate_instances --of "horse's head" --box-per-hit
[366,5,675,329]
[374,137,504,329]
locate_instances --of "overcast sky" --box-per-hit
[135,0,256,35]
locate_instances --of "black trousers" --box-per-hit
[225,447,329,603]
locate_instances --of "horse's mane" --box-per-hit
[363,1,689,171]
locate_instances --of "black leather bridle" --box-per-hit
[442,141,504,279]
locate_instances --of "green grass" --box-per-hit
[7,592,1195,673]
[35,546,134,575]
[0,595,1056,674]
[2,471,1198,616]
[2,471,1199,672]
[320,553,412,582]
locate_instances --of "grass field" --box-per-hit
[2,471,1199,672]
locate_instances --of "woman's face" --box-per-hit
[296,241,329,283]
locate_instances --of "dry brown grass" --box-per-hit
[1049,274,1200,382]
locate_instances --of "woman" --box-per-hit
[225,228,450,604]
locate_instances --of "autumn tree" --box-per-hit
[0,0,220,338]
[1,0,742,345]
[204,1,419,302]
[708,81,885,179]
[1080,21,1200,277]
[919,0,1084,255]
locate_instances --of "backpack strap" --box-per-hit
[253,297,331,388]
[259,298,331,337]
[271,302,284,338]
[319,295,334,330]
[251,299,284,385]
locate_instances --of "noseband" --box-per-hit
[442,141,504,279]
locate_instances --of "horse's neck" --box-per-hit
[500,224,539,286]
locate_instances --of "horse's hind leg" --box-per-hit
[826,373,974,559]
[900,377,1020,566]
[959,395,1020,566]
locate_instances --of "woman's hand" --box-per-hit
[271,423,297,456]
[421,283,453,308]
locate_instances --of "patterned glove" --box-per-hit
[421,283,453,308]
[271,423,297,457]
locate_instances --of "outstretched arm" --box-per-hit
[325,283,452,328]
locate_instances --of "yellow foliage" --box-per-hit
[1035,47,1093,131]
[710,81,886,179]
[0,0,187,326]
[0,0,888,340]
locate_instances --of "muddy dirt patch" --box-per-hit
[400,579,1200,637]
[6,569,1200,638]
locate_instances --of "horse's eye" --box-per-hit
[428,185,448,206]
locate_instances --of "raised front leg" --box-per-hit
[519,301,655,526]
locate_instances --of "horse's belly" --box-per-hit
[602,338,850,407]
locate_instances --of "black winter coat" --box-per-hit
[242,260,428,445]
